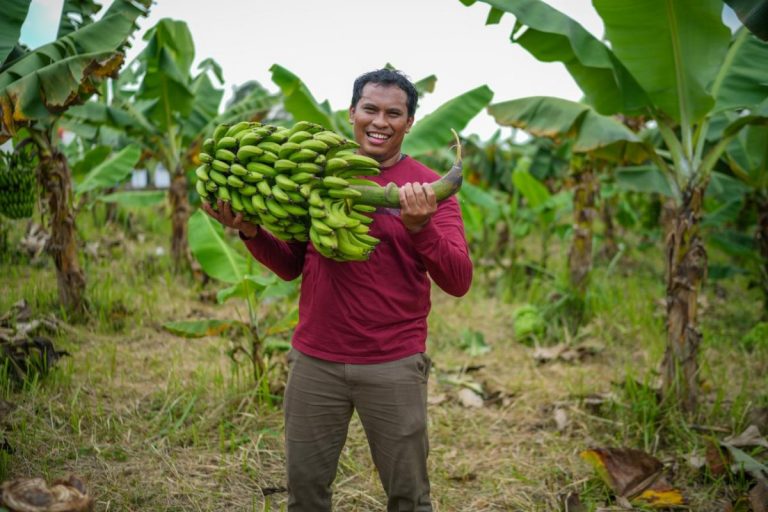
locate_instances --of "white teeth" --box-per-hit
[368,132,388,140]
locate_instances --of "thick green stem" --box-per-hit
[350,129,463,207]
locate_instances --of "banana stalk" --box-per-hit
[349,129,463,207]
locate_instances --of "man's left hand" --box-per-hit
[399,182,437,233]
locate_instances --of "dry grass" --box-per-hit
[0,219,766,511]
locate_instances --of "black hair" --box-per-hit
[350,69,418,117]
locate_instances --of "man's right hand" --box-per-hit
[201,200,260,238]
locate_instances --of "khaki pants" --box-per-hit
[284,350,433,512]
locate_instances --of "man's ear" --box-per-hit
[349,106,355,124]
[406,116,415,133]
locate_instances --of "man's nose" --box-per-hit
[372,112,388,127]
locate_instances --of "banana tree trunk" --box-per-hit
[661,185,707,412]
[37,139,87,315]
[568,160,597,294]
[599,195,620,261]
[757,195,768,318]
[169,167,191,269]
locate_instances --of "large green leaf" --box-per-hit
[726,123,768,188]
[136,18,195,130]
[57,0,102,38]
[403,85,493,157]
[162,319,244,338]
[188,209,247,284]
[463,0,650,115]
[64,99,156,137]
[0,0,31,65]
[97,190,166,207]
[216,274,273,303]
[725,0,768,40]
[513,167,550,209]
[75,144,140,195]
[0,0,150,139]
[181,70,224,144]
[488,96,648,163]
[713,29,768,112]
[614,165,674,196]
[207,81,278,132]
[71,145,111,180]
[594,0,730,125]
[270,64,335,129]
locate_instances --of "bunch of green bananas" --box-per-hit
[194,120,384,261]
[0,151,36,220]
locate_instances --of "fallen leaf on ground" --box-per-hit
[750,479,768,512]
[554,407,569,432]
[560,491,586,512]
[533,341,602,364]
[725,425,768,450]
[580,447,685,507]
[457,388,483,408]
[427,393,447,406]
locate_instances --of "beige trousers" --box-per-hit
[284,349,433,512]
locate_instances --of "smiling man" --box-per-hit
[203,69,472,511]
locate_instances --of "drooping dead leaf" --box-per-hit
[580,447,685,508]
[457,388,483,408]
[707,439,730,477]
[750,479,768,512]
[724,425,768,450]
[0,474,93,512]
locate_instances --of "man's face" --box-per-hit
[349,83,414,167]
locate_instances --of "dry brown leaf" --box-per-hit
[427,393,447,406]
[707,440,730,477]
[0,474,93,512]
[750,479,768,512]
[554,408,569,432]
[580,447,685,507]
[457,388,483,408]
[533,342,602,364]
[725,425,768,450]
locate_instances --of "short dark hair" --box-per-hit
[351,69,418,117]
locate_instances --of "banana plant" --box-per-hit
[487,96,649,298]
[721,121,768,315]
[0,0,150,315]
[461,0,768,411]
[163,210,299,385]
[269,64,494,157]
[61,20,280,268]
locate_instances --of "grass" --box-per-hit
[0,209,766,511]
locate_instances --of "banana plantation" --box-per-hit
[1,0,767,510]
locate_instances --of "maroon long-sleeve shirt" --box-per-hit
[242,156,472,364]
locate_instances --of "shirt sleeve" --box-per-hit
[240,227,307,281]
[408,196,473,297]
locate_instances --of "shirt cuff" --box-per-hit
[238,227,260,241]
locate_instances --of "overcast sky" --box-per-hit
[20,0,740,139]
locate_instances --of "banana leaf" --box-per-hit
[97,190,166,207]
[726,123,768,189]
[725,0,768,40]
[0,0,150,139]
[71,145,112,180]
[217,275,272,303]
[188,209,247,284]
[594,0,730,126]
[712,29,768,112]
[384,63,437,98]
[403,85,493,157]
[162,319,243,338]
[136,19,196,131]
[488,96,649,164]
[180,70,224,143]
[460,0,650,115]
[513,167,550,209]
[614,166,674,197]
[75,144,141,196]
[57,0,102,38]
[0,0,31,64]
[270,64,335,130]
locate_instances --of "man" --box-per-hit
[203,69,472,511]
